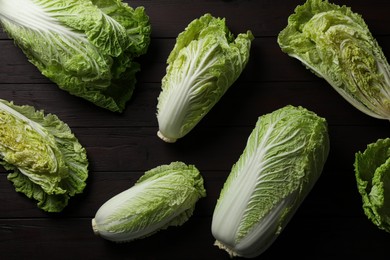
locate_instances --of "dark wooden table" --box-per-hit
[0,0,389,259]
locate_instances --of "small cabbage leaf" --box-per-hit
[354,138,390,232]
[277,0,390,120]
[0,99,89,212]
[156,13,254,143]
[211,105,329,258]
[92,161,206,242]
[0,0,151,112]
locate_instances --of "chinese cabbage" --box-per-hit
[156,14,253,142]
[0,99,89,212]
[92,162,206,242]
[211,105,329,258]
[354,138,390,232]
[278,0,390,120]
[0,0,151,112]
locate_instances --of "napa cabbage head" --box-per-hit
[156,13,254,143]
[278,0,390,120]
[0,0,151,112]
[0,99,89,212]
[355,138,390,233]
[211,105,329,258]
[92,161,206,242]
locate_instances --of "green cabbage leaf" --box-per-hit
[92,161,206,242]
[278,0,390,120]
[0,99,89,212]
[355,138,390,232]
[156,14,253,143]
[0,0,151,112]
[211,105,329,258]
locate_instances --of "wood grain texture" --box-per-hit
[0,0,389,259]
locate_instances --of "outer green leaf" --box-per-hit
[354,138,390,232]
[156,13,254,143]
[0,99,89,212]
[211,105,329,258]
[92,161,206,243]
[0,0,151,112]
[278,0,390,120]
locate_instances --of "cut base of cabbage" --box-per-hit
[157,130,177,143]
[214,240,239,258]
[91,219,99,236]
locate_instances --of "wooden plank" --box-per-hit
[1,1,390,39]
[0,215,388,259]
[142,0,390,37]
[0,81,386,127]
[0,218,224,260]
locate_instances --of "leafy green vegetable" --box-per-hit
[0,0,151,112]
[0,99,88,212]
[156,13,254,143]
[92,161,206,242]
[211,105,329,258]
[354,138,390,232]
[278,0,390,120]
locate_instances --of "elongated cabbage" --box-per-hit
[156,13,254,143]
[92,161,206,242]
[354,138,390,232]
[278,0,390,120]
[0,99,88,212]
[211,105,329,258]
[0,0,151,112]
